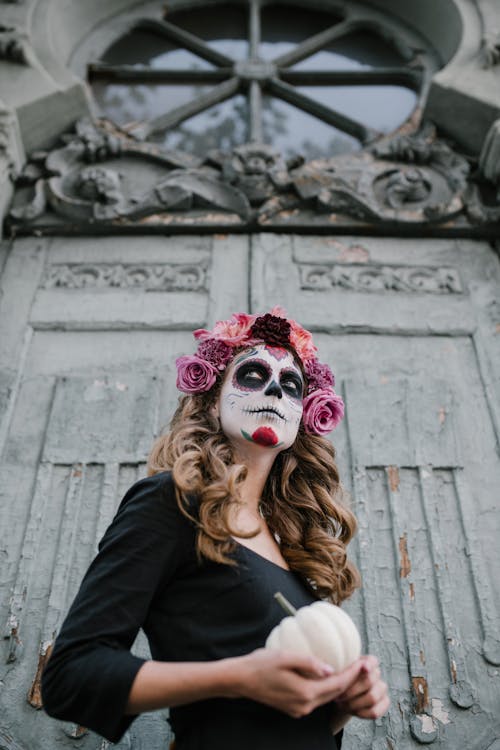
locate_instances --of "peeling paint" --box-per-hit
[6,622,21,663]
[438,406,446,424]
[388,465,400,492]
[420,650,426,665]
[412,676,430,712]
[431,697,450,724]
[417,714,435,734]
[451,658,457,683]
[409,582,415,600]
[338,243,370,264]
[115,381,128,391]
[27,642,52,709]
[399,532,412,578]
[63,724,89,739]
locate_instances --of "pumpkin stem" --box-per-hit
[274,591,298,616]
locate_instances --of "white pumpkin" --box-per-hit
[265,592,362,672]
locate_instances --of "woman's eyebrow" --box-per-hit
[280,366,303,381]
[232,348,259,366]
[236,357,272,372]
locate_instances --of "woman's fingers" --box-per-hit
[276,651,337,678]
[350,692,391,720]
[336,665,381,702]
[335,666,390,720]
[240,649,389,721]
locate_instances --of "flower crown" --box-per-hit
[175,306,344,436]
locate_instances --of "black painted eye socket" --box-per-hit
[280,373,304,399]
[235,362,271,390]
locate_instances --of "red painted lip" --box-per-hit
[252,426,279,446]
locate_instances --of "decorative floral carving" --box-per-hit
[75,167,125,220]
[209,143,293,205]
[6,117,498,234]
[298,263,463,295]
[381,168,430,208]
[0,27,30,64]
[480,32,500,69]
[42,262,209,292]
[371,123,469,192]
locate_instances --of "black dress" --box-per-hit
[41,472,343,749]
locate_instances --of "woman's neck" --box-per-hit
[234,447,276,513]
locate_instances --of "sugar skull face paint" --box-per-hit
[217,344,304,452]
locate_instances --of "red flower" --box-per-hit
[250,314,291,348]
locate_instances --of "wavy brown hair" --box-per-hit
[148,384,360,604]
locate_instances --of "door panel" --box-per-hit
[1,232,499,748]
[0,235,249,749]
[252,234,500,748]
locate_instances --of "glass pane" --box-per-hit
[92,83,214,127]
[260,5,342,60]
[160,95,248,155]
[166,5,248,60]
[297,85,417,133]
[292,30,406,70]
[97,29,214,69]
[262,95,360,160]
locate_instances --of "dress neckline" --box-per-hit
[231,537,293,573]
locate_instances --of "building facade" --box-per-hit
[0,1,499,748]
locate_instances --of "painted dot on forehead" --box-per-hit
[264,345,289,361]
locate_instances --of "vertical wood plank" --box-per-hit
[417,467,474,708]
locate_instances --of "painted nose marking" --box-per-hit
[265,380,283,398]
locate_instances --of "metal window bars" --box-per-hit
[87,0,424,147]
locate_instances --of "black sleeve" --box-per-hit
[41,471,186,743]
[335,728,343,748]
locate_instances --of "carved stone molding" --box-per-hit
[0,26,30,65]
[42,262,209,292]
[479,119,500,186]
[298,262,463,295]
[6,117,499,235]
[480,32,500,68]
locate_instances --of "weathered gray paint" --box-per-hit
[1,1,500,749]
[0,234,499,749]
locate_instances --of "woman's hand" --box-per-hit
[231,648,373,719]
[332,655,390,722]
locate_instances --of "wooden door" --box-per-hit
[1,232,499,748]
[0,235,248,749]
[252,234,500,748]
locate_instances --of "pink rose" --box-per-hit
[175,355,218,393]
[303,388,344,435]
[194,313,256,346]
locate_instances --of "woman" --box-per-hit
[41,308,389,749]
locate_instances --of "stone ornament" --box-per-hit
[7,117,499,234]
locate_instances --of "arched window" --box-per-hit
[87,1,436,160]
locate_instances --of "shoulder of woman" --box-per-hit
[111,471,193,534]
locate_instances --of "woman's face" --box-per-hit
[215,344,304,451]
